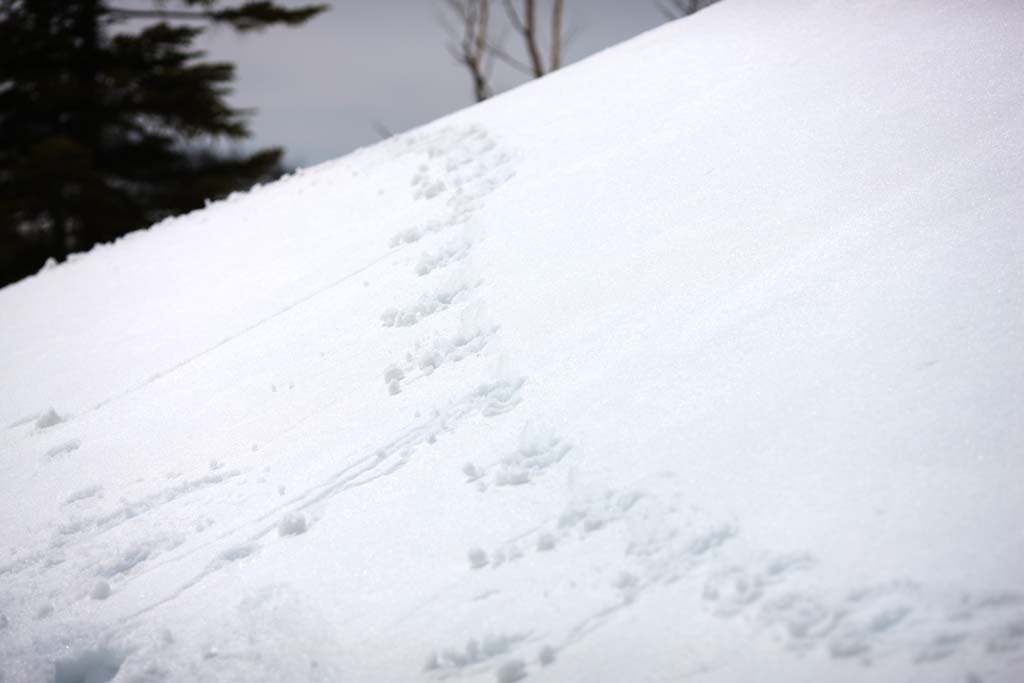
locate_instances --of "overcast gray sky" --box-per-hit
[195,1,674,167]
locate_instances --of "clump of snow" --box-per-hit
[462,463,481,480]
[537,645,557,666]
[384,365,404,395]
[468,547,489,569]
[536,533,556,551]
[216,543,256,564]
[278,512,308,537]
[91,580,112,600]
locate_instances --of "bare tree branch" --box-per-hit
[439,0,574,96]
[501,0,526,33]
[484,41,535,77]
[563,18,584,51]
[550,0,563,71]
[441,0,493,102]
[502,0,543,77]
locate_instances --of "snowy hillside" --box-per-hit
[2,0,1023,681]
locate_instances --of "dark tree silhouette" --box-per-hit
[0,0,326,287]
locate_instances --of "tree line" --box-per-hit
[0,0,719,288]
[0,0,325,287]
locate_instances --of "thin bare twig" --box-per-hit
[550,0,563,71]
[442,0,493,101]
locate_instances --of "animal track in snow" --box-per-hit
[383,315,498,395]
[1,468,247,597]
[46,439,81,459]
[113,379,527,625]
[415,237,473,277]
[212,543,258,567]
[701,554,814,619]
[759,592,841,652]
[463,423,572,488]
[493,430,571,487]
[467,487,668,579]
[423,632,528,675]
[753,580,1024,670]
[97,535,186,580]
[235,378,526,546]
[64,484,104,505]
[444,515,668,675]
[380,280,474,328]
[6,412,40,429]
[412,175,446,201]
[702,567,765,617]
[449,482,796,670]
[389,217,453,248]
[52,469,242,544]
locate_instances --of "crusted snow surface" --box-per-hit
[1,1,1023,681]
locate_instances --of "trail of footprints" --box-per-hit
[379,125,514,397]
[1,441,247,617]
[5,125,1023,682]
[0,126,524,678]
[437,476,1024,681]
[379,127,1024,681]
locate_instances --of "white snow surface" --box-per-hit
[2,1,1023,681]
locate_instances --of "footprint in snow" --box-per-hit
[35,407,66,430]
[46,439,81,459]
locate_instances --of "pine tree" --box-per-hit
[0,0,326,286]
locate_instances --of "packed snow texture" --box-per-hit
[1,1,1023,681]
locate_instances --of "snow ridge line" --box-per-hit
[85,247,397,417]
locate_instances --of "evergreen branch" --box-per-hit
[107,2,327,31]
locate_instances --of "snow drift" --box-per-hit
[1,0,1022,681]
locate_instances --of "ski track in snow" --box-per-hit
[0,124,526,682]
[2,124,1022,683]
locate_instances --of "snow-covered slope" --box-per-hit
[2,1,1022,681]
